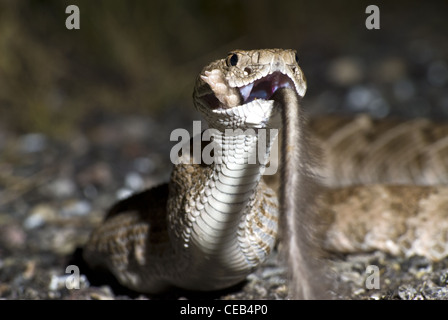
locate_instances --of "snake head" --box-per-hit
[193,49,307,130]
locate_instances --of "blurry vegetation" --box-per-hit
[0,0,446,137]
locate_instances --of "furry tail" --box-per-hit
[276,88,332,299]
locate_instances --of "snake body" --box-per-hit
[84,49,448,298]
[310,114,448,187]
[84,49,313,294]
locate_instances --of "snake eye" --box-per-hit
[227,53,238,67]
[294,53,299,64]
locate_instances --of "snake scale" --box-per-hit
[84,49,448,299]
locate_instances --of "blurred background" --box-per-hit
[0,0,447,137]
[0,0,448,299]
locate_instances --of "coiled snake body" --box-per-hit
[84,49,314,295]
[84,49,448,298]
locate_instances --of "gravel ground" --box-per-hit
[2,110,448,301]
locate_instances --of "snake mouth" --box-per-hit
[239,71,297,104]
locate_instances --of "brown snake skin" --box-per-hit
[84,49,448,299]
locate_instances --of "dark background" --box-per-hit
[1,0,447,138]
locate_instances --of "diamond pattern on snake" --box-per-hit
[84,49,448,299]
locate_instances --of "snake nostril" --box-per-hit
[244,67,252,75]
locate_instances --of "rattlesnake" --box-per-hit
[83,49,448,299]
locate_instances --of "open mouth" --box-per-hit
[238,71,296,104]
[200,71,298,110]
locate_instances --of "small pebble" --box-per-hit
[61,200,91,217]
[89,286,114,300]
[82,184,98,199]
[90,293,114,300]
[339,271,364,286]
[125,171,144,190]
[424,286,448,300]
[398,285,417,300]
[345,86,376,110]
[77,162,113,187]
[116,188,134,200]
[260,267,285,279]
[369,292,382,300]
[23,214,45,230]
[49,273,89,291]
[19,133,47,153]
[23,260,36,280]
[369,97,390,118]
[327,56,364,86]
[133,157,155,174]
[23,204,57,229]
[413,294,425,300]
[0,224,26,249]
[345,85,389,117]
[353,288,365,296]
[372,57,407,83]
[0,283,10,297]
[120,117,151,140]
[47,291,61,299]
[438,270,448,285]
[47,178,76,198]
[347,86,371,108]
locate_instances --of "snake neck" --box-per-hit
[167,122,279,290]
[83,49,316,295]
[167,49,307,291]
